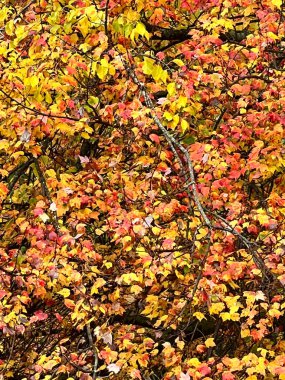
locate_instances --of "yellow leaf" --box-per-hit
[222,44,230,51]
[167,82,176,96]
[45,91,53,104]
[83,126,93,135]
[120,272,139,285]
[109,64,116,75]
[252,268,262,276]
[205,338,216,348]
[181,119,189,133]
[176,96,187,109]
[99,306,106,314]
[31,76,39,87]
[241,328,250,338]
[91,278,106,295]
[267,31,279,40]
[197,228,208,240]
[142,57,154,75]
[171,114,179,128]
[3,311,16,323]
[209,302,225,314]
[38,354,47,365]
[104,261,113,269]
[57,288,70,298]
[77,16,90,37]
[136,22,145,35]
[160,69,168,84]
[0,139,9,150]
[5,371,15,377]
[268,308,282,318]
[121,235,133,250]
[126,8,140,21]
[0,7,10,24]
[271,0,282,9]
[135,22,149,40]
[97,64,108,80]
[229,280,239,289]
[81,132,90,139]
[151,226,161,235]
[130,285,143,294]
[5,19,14,36]
[57,122,76,135]
[11,151,24,160]
[163,111,173,121]
[15,24,29,42]
[100,58,109,67]
[152,65,164,82]
[176,339,185,350]
[46,169,57,178]
[188,358,200,367]
[172,59,184,67]
[88,96,99,106]
[220,312,231,321]
[255,213,269,226]
[193,312,205,321]
[85,6,101,23]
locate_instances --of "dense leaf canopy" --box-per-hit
[1,0,285,379]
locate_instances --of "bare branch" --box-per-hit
[124,62,211,226]
[86,323,98,380]
[7,158,34,196]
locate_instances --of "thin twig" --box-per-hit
[0,333,15,375]
[86,323,98,380]
[33,158,60,232]
[7,158,34,195]
[16,0,36,18]
[0,88,111,126]
[61,351,92,373]
[0,88,80,122]
[190,236,211,299]
[104,0,111,42]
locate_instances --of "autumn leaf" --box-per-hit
[64,299,76,310]
[57,288,71,298]
[205,338,216,348]
[34,310,48,321]
[1,0,285,379]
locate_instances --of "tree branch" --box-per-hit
[124,62,211,226]
[32,158,60,232]
[86,323,98,380]
[7,158,34,196]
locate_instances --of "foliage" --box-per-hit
[0,0,285,379]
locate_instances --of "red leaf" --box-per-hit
[55,313,63,322]
[33,208,43,216]
[150,134,160,144]
[198,364,211,376]
[222,372,235,380]
[66,66,77,75]
[34,310,48,321]
[0,290,7,300]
